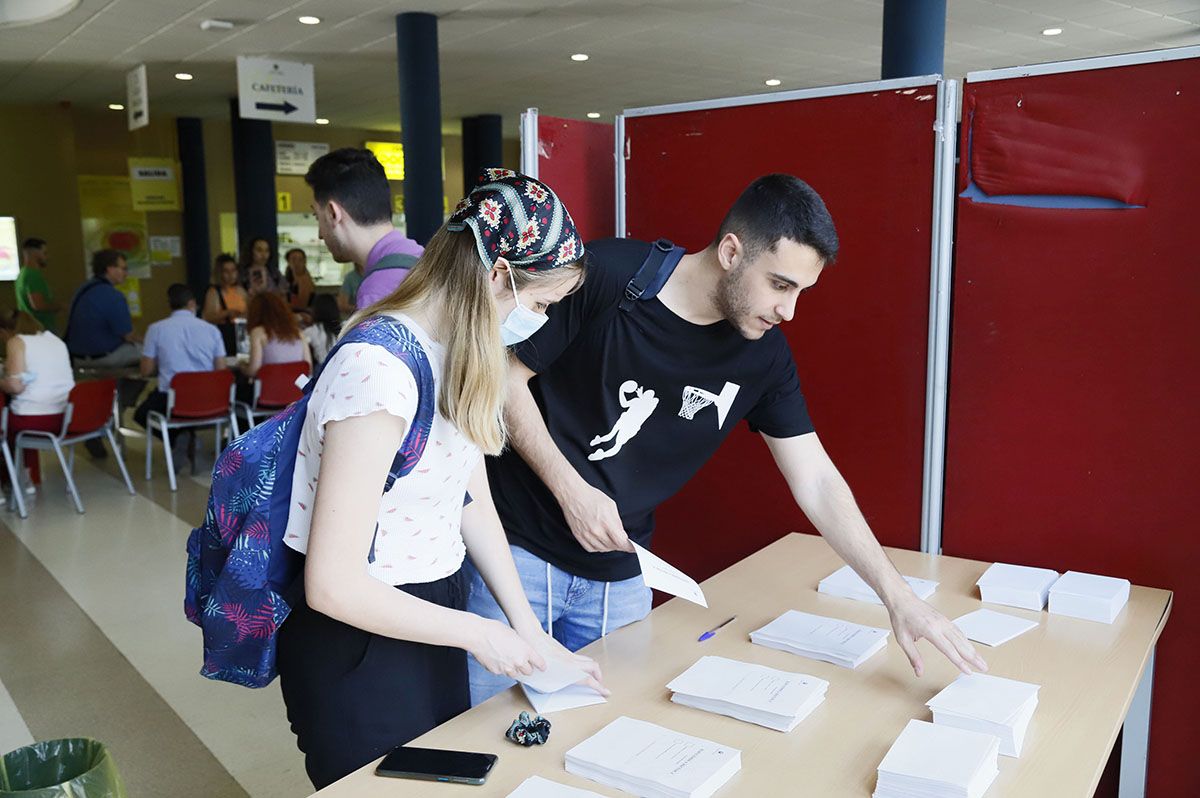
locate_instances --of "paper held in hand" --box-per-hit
[513,656,590,695]
[633,542,708,607]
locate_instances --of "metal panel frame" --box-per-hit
[519,107,539,179]
[966,44,1200,83]
[614,114,625,237]
[623,74,941,118]
[919,78,959,555]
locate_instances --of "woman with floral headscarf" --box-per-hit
[275,161,601,789]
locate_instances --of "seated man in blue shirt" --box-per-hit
[65,249,142,368]
[135,283,226,469]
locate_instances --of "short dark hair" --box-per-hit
[167,283,194,310]
[22,237,46,251]
[713,174,839,265]
[284,248,305,261]
[91,249,125,277]
[215,253,236,267]
[305,148,392,225]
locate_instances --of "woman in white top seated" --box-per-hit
[0,310,75,486]
[275,157,599,789]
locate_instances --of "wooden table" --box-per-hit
[312,533,1171,797]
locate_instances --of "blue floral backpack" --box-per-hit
[184,315,435,688]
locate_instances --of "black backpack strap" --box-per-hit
[619,238,685,312]
[368,253,420,273]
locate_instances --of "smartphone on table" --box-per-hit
[375,745,498,785]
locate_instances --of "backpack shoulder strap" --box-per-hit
[368,253,420,273]
[313,315,435,492]
[618,238,685,312]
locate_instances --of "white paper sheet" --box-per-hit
[507,775,608,797]
[523,682,607,714]
[633,542,708,607]
[877,719,999,788]
[667,656,827,717]
[927,673,1040,725]
[514,657,590,694]
[953,608,1039,647]
[818,564,938,604]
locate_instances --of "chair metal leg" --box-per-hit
[105,428,135,495]
[51,440,84,514]
[162,422,178,492]
[1,443,27,519]
[145,420,153,479]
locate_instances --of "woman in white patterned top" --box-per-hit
[275,153,599,789]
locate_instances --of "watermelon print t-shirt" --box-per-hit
[282,312,479,586]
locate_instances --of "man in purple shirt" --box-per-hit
[304,148,423,312]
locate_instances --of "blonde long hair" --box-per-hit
[349,227,584,455]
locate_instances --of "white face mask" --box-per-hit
[500,267,548,346]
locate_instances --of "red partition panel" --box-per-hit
[944,56,1200,796]
[536,115,615,241]
[624,83,940,581]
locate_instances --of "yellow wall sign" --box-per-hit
[365,141,405,181]
[127,157,180,211]
[277,191,292,212]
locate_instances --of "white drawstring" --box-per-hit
[545,561,553,637]
[601,582,611,638]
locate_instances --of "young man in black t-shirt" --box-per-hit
[467,174,987,704]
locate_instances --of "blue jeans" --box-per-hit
[465,544,652,706]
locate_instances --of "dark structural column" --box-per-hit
[881,0,947,79]
[461,114,503,195]
[176,117,211,299]
[396,12,444,245]
[228,98,277,266]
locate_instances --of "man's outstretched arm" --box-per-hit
[763,431,987,677]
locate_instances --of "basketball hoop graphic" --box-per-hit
[678,382,740,429]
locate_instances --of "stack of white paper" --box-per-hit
[750,610,890,669]
[927,673,1040,757]
[953,608,1039,647]
[666,656,829,732]
[523,682,607,715]
[874,719,999,798]
[507,775,608,797]
[976,563,1060,611]
[1048,570,1130,623]
[565,716,741,798]
[818,565,938,605]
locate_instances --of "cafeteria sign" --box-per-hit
[237,56,316,123]
[128,157,179,211]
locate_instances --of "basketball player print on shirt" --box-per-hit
[588,380,660,461]
[678,382,740,429]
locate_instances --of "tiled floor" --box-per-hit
[0,427,310,797]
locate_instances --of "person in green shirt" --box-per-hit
[15,238,60,333]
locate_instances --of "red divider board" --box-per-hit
[536,115,615,241]
[624,84,940,581]
[945,56,1200,796]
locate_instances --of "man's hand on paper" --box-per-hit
[515,618,610,696]
[886,591,988,678]
[558,479,635,553]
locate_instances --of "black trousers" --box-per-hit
[276,569,471,789]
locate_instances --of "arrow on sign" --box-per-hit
[255,101,298,114]
[133,110,145,120]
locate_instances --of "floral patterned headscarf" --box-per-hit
[447,168,583,271]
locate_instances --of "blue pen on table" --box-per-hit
[697,615,737,642]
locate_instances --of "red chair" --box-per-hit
[13,378,135,515]
[145,369,238,492]
[235,361,310,430]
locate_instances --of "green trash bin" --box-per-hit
[0,738,126,798]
